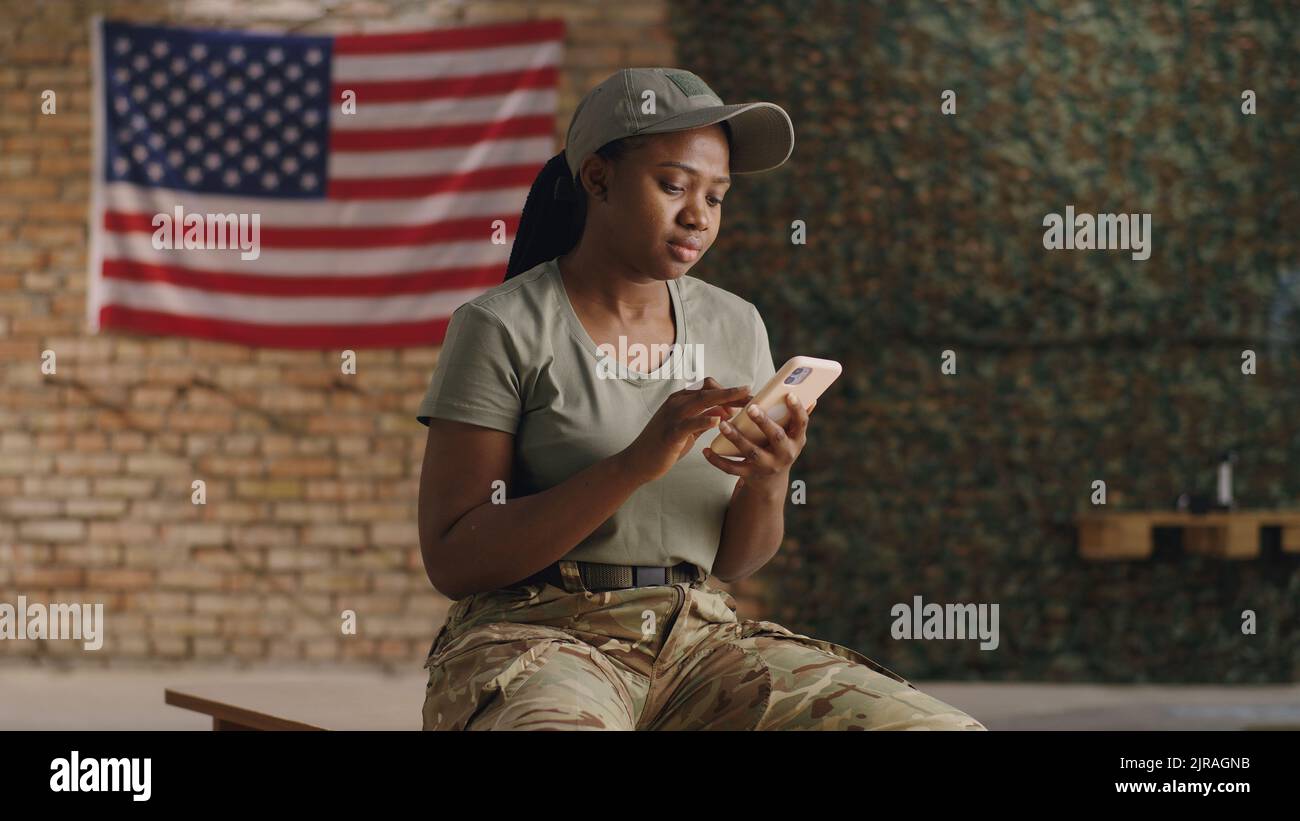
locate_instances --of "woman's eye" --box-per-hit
[663,183,722,205]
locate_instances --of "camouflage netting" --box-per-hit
[672,0,1299,681]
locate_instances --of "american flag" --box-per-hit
[89,17,564,347]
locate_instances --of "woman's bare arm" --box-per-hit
[417,418,646,600]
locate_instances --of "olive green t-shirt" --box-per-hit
[416,256,777,575]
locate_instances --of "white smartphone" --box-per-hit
[707,356,842,457]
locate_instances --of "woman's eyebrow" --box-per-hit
[656,161,730,185]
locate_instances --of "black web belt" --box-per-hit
[520,560,703,592]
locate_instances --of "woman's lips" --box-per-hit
[667,241,700,262]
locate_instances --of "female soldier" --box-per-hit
[416,67,986,731]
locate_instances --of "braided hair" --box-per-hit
[504,122,732,280]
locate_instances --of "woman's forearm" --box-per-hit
[430,450,649,598]
[711,471,788,582]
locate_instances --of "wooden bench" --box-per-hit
[164,673,428,730]
[1076,509,1300,560]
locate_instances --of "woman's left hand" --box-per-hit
[702,394,817,488]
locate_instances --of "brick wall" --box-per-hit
[0,0,769,671]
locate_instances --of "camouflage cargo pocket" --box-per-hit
[422,620,625,731]
[738,618,917,690]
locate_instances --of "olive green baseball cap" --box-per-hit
[563,67,795,180]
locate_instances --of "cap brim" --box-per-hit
[634,101,794,174]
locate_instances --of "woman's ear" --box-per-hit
[577,156,610,201]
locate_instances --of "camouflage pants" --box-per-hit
[421,563,987,731]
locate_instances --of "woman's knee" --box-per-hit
[755,648,988,730]
[425,639,635,730]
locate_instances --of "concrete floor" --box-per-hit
[2,667,1299,730]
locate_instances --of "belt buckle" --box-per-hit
[634,566,667,587]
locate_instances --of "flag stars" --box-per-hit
[103,27,330,196]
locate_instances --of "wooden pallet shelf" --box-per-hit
[1076,509,1300,560]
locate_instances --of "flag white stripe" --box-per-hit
[329,87,557,130]
[328,136,552,177]
[99,277,490,324]
[88,16,107,332]
[102,181,529,226]
[101,233,512,275]
[332,41,561,83]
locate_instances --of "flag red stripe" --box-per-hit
[105,211,521,248]
[326,162,541,199]
[331,66,559,105]
[99,305,453,348]
[331,114,553,152]
[102,258,506,295]
[332,19,565,55]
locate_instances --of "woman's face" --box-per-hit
[586,124,731,280]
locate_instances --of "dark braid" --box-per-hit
[504,122,731,281]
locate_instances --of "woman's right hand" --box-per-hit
[617,377,752,484]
